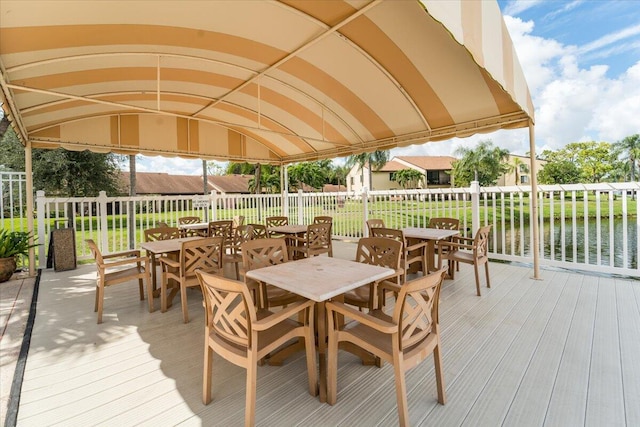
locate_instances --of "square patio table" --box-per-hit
[246,256,394,403]
[266,224,309,258]
[401,227,460,273]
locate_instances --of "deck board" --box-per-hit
[14,241,640,426]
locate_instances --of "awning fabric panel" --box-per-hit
[0,0,533,164]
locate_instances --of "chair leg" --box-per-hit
[484,262,491,288]
[146,272,154,313]
[96,284,104,324]
[138,277,144,300]
[327,310,338,405]
[474,263,481,296]
[433,341,447,405]
[393,353,409,427]
[180,282,189,323]
[234,262,240,280]
[161,270,168,313]
[305,306,318,397]
[245,354,257,427]
[94,284,99,312]
[203,340,213,404]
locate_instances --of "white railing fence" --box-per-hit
[0,176,637,277]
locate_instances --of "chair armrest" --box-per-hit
[159,257,180,269]
[102,256,148,269]
[406,241,428,251]
[326,301,396,334]
[253,299,314,331]
[377,280,401,295]
[453,236,474,243]
[102,250,141,259]
[439,241,473,250]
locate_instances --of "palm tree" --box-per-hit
[511,157,529,185]
[346,150,390,192]
[615,134,640,181]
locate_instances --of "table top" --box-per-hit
[401,227,460,241]
[268,224,308,234]
[140,237,202,254]
[246,256,394,302]
[178,222,209,230]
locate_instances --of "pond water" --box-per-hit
[491,217,638,270]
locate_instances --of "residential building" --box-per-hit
[346,156,456,192]
[496,155,546,186]
[118,172,251,195]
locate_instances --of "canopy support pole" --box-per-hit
[25,140,35,276]
[528,121,541,280]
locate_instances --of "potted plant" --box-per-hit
[0,229,38,282]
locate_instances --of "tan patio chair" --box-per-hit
[366,218,385,235]
[241,238,300,309]
[224,224,253,280]
[265,216,288,238]
[313,216,333,256]
[289,223,332,259]
[208,220,233,250]
[156,221,170,228]
[248,223,268,239]
[232,215,245,228]
[178,216,204,237]
[343,237,403,311]
[144,226,180,242]
[371,227,427,282]
[159,237,223,323]
[85,239,152,324]
[438,225,492,296]
[326,268,448,426]
[428,217,461,271]
[197,270,317,427]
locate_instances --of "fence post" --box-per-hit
[282,166,289,218]
[471,181,480,235]
[297,189,304,224]
[36,190,46,268]
[211,191,218,221]
[362,187,369,237]
[98,191,109,253]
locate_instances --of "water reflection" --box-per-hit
[491,218,637,269]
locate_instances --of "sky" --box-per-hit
[130,1,640,174]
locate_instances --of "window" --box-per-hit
[519,164,529,173]
[427,170,451,185]
[390,172,397,181]
[520,175,529,184]
[350,176,354,186]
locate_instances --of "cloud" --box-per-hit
[544,0,584,19]
[121,155,204,175]
[578,23,640,55]
[503,0,545,17]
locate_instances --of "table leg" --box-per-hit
[317,300,327,403]
[149,253,161,297]
[427,241,436,273]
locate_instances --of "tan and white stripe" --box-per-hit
[0,0,533,164]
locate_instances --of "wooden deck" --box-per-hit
[15,241,640,426]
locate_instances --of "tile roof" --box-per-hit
[118,172,250,195]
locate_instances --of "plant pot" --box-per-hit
[0,257,17,283]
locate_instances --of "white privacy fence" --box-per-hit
[1,173,638,277]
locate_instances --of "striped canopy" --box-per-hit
[0,0,533,165]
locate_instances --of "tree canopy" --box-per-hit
[451,140,509,187]
[0,127,123,196]
[345,150,390,191]
[538,141,622,184]
[614,134,640,181]
[393,168,424,189]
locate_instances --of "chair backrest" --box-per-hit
[144,226,180,242]
[85,239,104,265]
[370,227,405,246]
[229,225,254,252]
[265,216,288,228]
[197,270,256,348]
[179,237,223,277]
[242,238,289,271]
[208,220,233,246]
[366,218,385,234]
[392,268,447,351]
[305,223,331,251]
[249,224,268,239]
[157,221,170,228]
[428,217,459,231]
[356,237,402,271]
[313,216,333,224]
[232,215,245,228]
[473,225,492,258]
[178,216,201,225]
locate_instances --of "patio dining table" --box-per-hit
[266,224,309,258]
[246,256,394,403]
[401,227,460,274]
